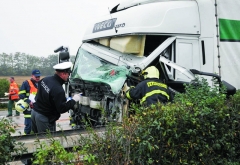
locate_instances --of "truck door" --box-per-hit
[156,38,197,93]
[175,39,200,81]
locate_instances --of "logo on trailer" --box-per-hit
[93,18,117,33]
[115,23,125,28]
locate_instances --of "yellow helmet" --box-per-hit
[142,66,159,79]
[15,99,29,113]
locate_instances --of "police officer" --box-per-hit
[125,66,173,106]
[18,69,41,134]
[31,62,81,133]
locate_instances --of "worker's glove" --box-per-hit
[121,83,130,98]
[123,83,130,93]
[66,97,72,102]
[4,92,9,96]
[72,94,81,102]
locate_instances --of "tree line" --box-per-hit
[0,53,75,76]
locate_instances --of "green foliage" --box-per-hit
[29,78,240,164]
[0,103,8,109]
[76,78,240,164]
[33,140,75,165]
[76,122,135,165]
[32,132,81,165]
[0,78,9,97]
[0,118,27,164]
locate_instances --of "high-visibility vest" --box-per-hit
[27,80,38,103]
[9,82,19,100]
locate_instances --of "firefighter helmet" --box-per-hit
[15,99,29,113]
[142,66,159,79]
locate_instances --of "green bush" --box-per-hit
[76,78,240,165]
[0,117,27,164]
[32,138,76,165]
[32,129,86,165]
[0,103,8,109]
[0,78,9,98]
[30,78,240,164]
[128,86,240,164]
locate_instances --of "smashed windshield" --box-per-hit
[71,48,130,94]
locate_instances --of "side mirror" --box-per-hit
[190,69,221,83]
[54,46,70,63]
[190,69,236,97]
[59,52,70,63]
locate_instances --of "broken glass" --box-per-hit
[71,48,130,94]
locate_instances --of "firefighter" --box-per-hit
[5,77,20,117]
[31,62,81,133]
[124,66,173,106]
[18,69,41,134]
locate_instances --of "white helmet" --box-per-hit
[15,99,29,113]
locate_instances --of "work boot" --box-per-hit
[6,114,12,117]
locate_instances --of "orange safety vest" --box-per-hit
[9,82,19,100]
[27,80,38,102]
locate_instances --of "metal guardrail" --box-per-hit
[13,126,105,141]
[0,97,8,104]
[11,126,106,163]
[0,97,8,100]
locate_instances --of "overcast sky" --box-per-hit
[0,0,121,57]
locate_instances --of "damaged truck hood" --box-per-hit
[70,46,130,94]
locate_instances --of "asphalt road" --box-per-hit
[0,110,72,136]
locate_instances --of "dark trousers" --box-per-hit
[24,118,31,134]
[8,100,20,115]
[31,109,56,133]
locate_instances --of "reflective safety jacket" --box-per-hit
[19,79,38,118]
[9,82,19,100]
[126,78,172,106]
[27,80,38,102]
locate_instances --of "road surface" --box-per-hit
[0,110,72,136]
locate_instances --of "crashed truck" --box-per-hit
[57,0,239,127]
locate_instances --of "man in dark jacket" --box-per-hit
[18,69,41,134]
[125,66,173,106]
[31,62,81,133]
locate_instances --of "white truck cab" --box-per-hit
[59,0,239,127]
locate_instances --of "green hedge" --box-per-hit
[30,78,240,164]
[0,79,9,98]
[0,118,27,163]
[0,103,7,109]
[127,83,240,164]
[76,79,240,165]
